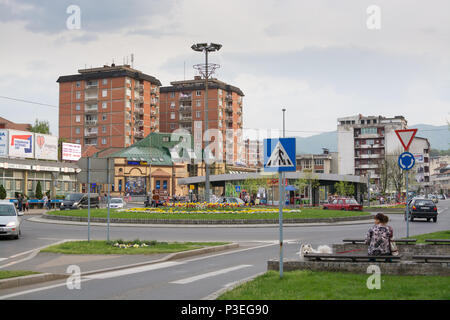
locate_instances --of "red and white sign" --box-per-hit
[395,129,417,151]
[62,142,82,161]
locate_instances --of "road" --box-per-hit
[0,200,449,300]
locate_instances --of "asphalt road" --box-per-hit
[0,200,449,300]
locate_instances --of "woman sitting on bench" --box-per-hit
[365,213,394,262]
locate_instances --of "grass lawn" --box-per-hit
[406,230,450,243]
[48,208,370,220]
[218,270,450,300]
[40,240,229,255]
[0,270,39,280]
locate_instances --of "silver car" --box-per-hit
[0,202,23,239]
[108,198,125,209]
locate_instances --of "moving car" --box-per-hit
[60,193,100,210]
[427,194,439,204]
[0,201,23,239]
[108,198,125,209]
[405,198,438,222]
[323,198,363,211]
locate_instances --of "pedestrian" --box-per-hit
[17,193,23,212]
[47,193,52,210]
[365,213,393,260]
[43,193,48,210]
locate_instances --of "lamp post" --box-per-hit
[279,108,286,278]
[192,43,222,203]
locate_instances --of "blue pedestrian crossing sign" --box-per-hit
[398,152,415,171]
[235,185,241,193]
[264,138,296,172]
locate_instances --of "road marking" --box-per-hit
[0,280,78,300]
[84,261,183,280]
[171,264,253,285]
[0,258,7,262]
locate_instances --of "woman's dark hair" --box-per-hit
[375,213,389,223]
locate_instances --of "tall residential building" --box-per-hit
[57,64,161,152]
[159,76,244,164]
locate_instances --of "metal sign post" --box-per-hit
[406,172,409,238]
[106,157,111,242]
[398,151,415,238]
[87,157,91,242]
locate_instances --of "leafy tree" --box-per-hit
[35,181,43,199]
[302,169,320,205]
[29,119,51,135]
[334,181,355,196]
[0,185,6,200]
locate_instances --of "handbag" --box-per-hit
[390,239,399,256]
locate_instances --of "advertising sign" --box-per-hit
[62,142,82,161]
[34,133,58,160]
[0,129,7,157]
[8,130,34,158]
[413,154,424,163]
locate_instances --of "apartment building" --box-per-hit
[337,114,431,190]
[57,64,161,152]
[296,149,337,174]
[159,76,244,164]
[244,139,263,168]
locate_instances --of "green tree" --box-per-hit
[35,181,43,199]
[303,169,320,205]
[29,119,51,135]
[0,185,6,200]
[334,181,355,196]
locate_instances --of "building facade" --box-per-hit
[159,77,245,165]
[57,64,162,151]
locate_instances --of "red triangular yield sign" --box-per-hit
[395,129,417,151]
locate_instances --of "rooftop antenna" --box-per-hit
[126,56,129,65]
[131,53,134,68]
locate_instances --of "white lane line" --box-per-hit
[0,280,80,300]
[84,261,183,280]
[171,264,253,285]
[0,258,7,262]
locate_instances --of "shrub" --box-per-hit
[35,181,43,199]
[0,185,6,200]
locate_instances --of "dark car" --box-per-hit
[405,198,438,222]
[60,193,100,210]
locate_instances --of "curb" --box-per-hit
[41,213,374,225]
[0,273,69,290]
[202,271,266,300]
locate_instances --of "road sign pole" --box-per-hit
[107,157,111,242]
[406,171,409,238]
[278,171,283,278]
[87,157,91,242]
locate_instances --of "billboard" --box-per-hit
[0,129,7,157]
[34,133,58,160]
[8,130,34,158]
[62,142,82,161]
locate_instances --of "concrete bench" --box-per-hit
[412,255,450,263]
[425,239,450,245]
[342,239,416,245]
[304,253,401,262]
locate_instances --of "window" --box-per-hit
[361,127,377,135]
[196,100,201,107]
[76,81,81,88]
[103,79,107,85]
[75,115,81,123]
[218,89,222,96]
[75,103,80,111]
[170,92,175,98]
[76,139,80,144]
[170,112,176,120]
[102,138,107,145]
[367,139,374,145]
[196,111,201,118]
[102,89,107,97]
[102,114,107,121]
[76,91,81,99]
[102,126,106,133]
[163,180,168,189]
[102,102,107,109]
[170,123,176,130]
[170,102,176,109]
[314,159,324,166]
[218,99,223,107]
[75,127,80,134]
[156,180,160,189]
[125,78,131,86]
[196,91,202,96]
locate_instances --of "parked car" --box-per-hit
[108,198,125,209]
[427,194,439,204]
[0,201,23,239]
[405,198,438,222]
[216,197,246,205]
[60,193,100,210]
[323,198,363,211]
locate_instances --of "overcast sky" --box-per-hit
[0,0,449,138]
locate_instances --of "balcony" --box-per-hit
[85,81,98,89]
[355,154,384,159]
[179,105,192,113]
[225,105,233,113]
[134,106,144,115]
[134,131,144,138]
[225,94,233,102]
[85,119,98,126]
[84,129,98,136]
[179,94,192,101]
[135,120,144,127]
[151,98,158,106]
[84,104,98,113]
[225,117,233,124]
[355,163,380,169]
[179,116,192,122]
[356,144,384,149]
[84,95,98,102]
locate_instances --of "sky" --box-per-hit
[0,0,449,138]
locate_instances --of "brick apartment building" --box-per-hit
[0,117,31,131]
[159,76,244,165]
[57,64,161,154]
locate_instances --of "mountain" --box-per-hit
[295,124,449,154]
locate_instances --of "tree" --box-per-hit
[302,169,320,206]
[334,181,355,197]
[29,119,51,135]
[0,185,6,200]
[35,181,43,199]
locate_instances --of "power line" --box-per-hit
[0,95,58,109]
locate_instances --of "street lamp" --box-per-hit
[192,42,222,203]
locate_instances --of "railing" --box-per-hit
[179,94,192,101]
[84,105,98,113]
[84,129,98,136]
[84,95,98,102]
[85,119,98,126]
[179,116,192,122]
